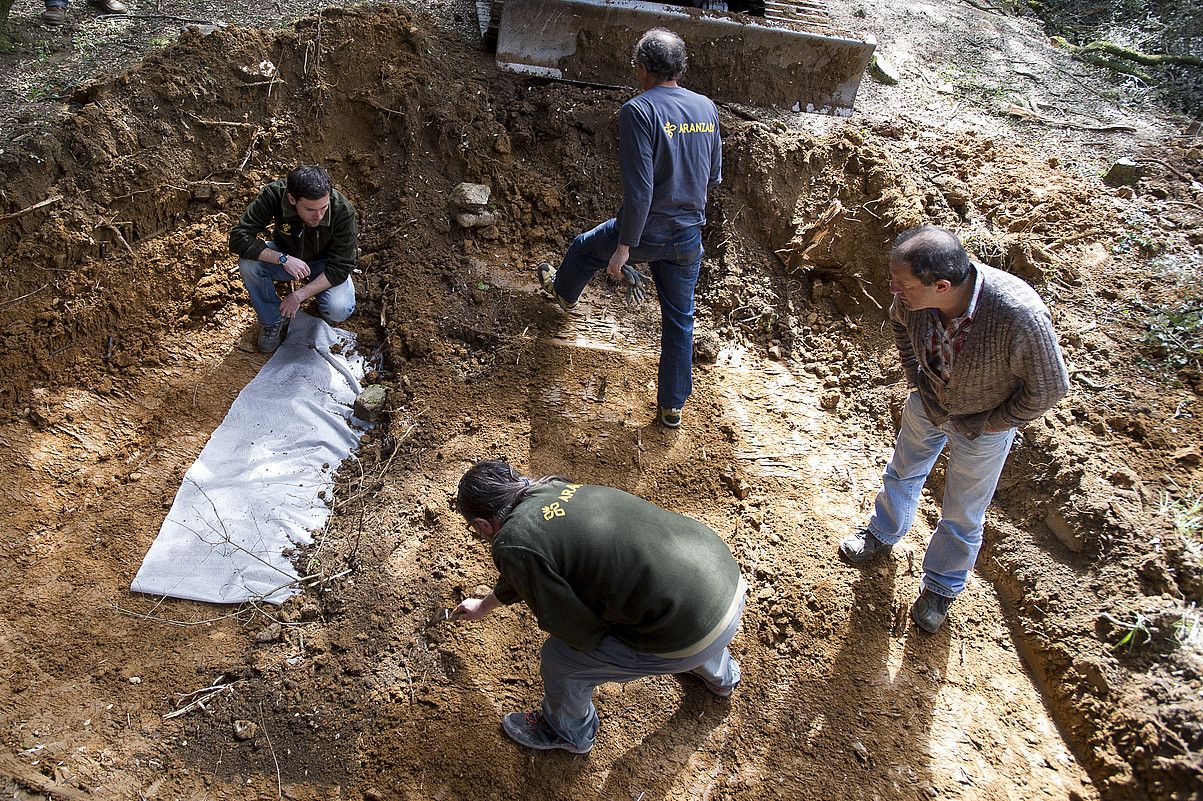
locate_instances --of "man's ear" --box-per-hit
[473,517,496,538]
[285,192,297,208]
[934,279,953,294]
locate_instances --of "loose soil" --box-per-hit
[1,2,1202,800]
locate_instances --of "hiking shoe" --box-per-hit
[911,589,955,634]
[501,711,592,754]
[41,4,67,23]
[86,0,126,11]
[839,526,889,564]
[658,407,682,428]
[256,321,286,353]
[536,262,579,312]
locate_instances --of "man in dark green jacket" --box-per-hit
[453,459,747,755]
[229,165,358,352]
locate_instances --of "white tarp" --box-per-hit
[131,312,369,605]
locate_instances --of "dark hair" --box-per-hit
[456,460,569,525]
[285,165,333,201]
[634,28,687,81]
[890,226,971,286]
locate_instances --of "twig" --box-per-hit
[95,222,136,258]
[259,703,283,800]
[237,127,264,173]
[0,283,49,309]
[97,11,218,23]
[0,195,63,222]
[1163,200,1203,212]
[1134,158,1191,182]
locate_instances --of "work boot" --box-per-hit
[839,526,890,564]
[501,711,592,754]
[86,0,127,12]
[911,589,955,634]
[41,4,67,23]
[256,321,286,353]
[658,407,682,429]
[536,262,580,313]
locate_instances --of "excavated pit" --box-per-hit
[2,7,1202,801]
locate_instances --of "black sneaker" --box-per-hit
[256,321,286,353]
[501,710,592,754]
[839,526,890,564]
[911,589,955,634]
[536,262,580,312]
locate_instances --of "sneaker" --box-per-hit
[41,4,67,22]
[501,710,592,754]
[658,407,682,428]
[839,526,889,564]
[86,0,126,11]
[536,262,579,312]
[911,589,955,634]
[256,321,286,353]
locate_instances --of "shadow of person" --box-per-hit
[597,679,734,800]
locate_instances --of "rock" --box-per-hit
[232,720,258,741]
[693,330,721,364]
[128,676,142,685]
[354,385,387,422]
[448,182,491,210]
[1045,509,1084,553]
[869,55,901,85]
[1102,158,1143,188]
[721,469,751,500]
[255,623,282,643]
[1173,446,1202,466]
[454,210,497,229]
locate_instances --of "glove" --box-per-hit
[621,265,649,306]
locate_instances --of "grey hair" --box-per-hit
[891,226,972,286]
[634,28,687,81]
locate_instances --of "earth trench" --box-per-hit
[0,5,1202,801]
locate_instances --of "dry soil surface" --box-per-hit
[1,2,1202,801]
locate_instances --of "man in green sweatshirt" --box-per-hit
[453,459,747,754]
[229,165,358,352]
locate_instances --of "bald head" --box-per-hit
[634,28,688,82]
[891,226,971,286]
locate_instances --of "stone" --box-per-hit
[232,720,258,741]
[454,210,497,229]
[449,182,491,210]
[869,55,901,86]
[1045,509,1084,553]
[1102,158,1143,188]
[354,385,387,423]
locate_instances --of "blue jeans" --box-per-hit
[867,391,1017,598]
[539,592,744,751]
[237,242,356,327]
[554,218,703,410]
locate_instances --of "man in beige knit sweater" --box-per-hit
[840,226,1069,633]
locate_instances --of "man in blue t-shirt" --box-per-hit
[537,28,722,430]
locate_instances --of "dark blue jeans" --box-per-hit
[554,218,703,410]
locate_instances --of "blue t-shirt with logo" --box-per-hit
[617,84,722,246]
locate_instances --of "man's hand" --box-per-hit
[451,592,501,621]
[279,292,305,319]
[281,255,311,280]
[606,245,630,280]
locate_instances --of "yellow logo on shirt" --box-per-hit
[281,223,292,234]
[541,484,583,520]
[664,120,715,139]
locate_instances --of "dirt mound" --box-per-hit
[2,5,1202,801]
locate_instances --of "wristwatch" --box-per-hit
[277,252,288,266]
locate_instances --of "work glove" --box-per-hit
[620,265,649,306]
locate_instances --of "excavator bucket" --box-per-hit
[477,0,875,116]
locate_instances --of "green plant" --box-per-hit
[1101,611,1152,652]
[1158,486,1203,557]
[1174,604,1203,649]
[1145,301,1203,370]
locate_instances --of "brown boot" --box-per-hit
[41,4,67,23]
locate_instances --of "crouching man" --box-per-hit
[229,165,357,352]
[453,459,747,755]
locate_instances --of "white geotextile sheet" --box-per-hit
[131,312,368,605]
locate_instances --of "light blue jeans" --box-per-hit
[237,242,356,327]
[539,592,744,751]
[867,391,1016,598]
[553,218,703,410]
